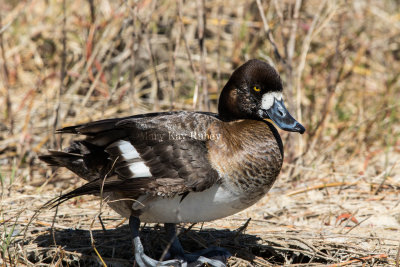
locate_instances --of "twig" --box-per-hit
[216,2,223,93]
[128,4,139,112]
[169,12,181,110]
[182,223,197,235]
[338,209,358,234]
[89,155,117,267]
[344,214,372,234]
[52,0,67,149]
[98,215,107,233]
[0,11,13,134]
[234,217,251,237]
[99,157,119,213]
[295,0,328,155]
[186,231,208,249]
[178,0,199,109]
[287,182,355,196]
[255,0,285,64]
[0,1,32,34]
[113,217,127,228]
[196,0,209,111]
[373,159,399,195]
[291,236,332,260]
[267,245,325,260]
[135,1,161,110]
[326,254,388,267]
[305,3,344,154]
[272,0,284,25]
[158,225,184,262]
[88,0,96,24]
[144,31,161,110]
[89,212,107,267]
[51,203,59,247]
[286,0,302,67]
[82,42,115,108]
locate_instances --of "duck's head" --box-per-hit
[218,59,305,134]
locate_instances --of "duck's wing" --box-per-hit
[40,111,221,206]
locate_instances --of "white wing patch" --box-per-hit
[107,140,140,161]
[128,162,152,178]
[106,140,151,178]
[261,92,282,110]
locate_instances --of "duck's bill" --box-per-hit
[263,99,305,134]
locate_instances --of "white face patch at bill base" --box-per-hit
[261,92,283,110]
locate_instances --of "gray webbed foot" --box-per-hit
[129,216,230,267]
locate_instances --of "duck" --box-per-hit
[39,59,305,267]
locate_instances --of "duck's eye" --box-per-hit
[253,86,261,92]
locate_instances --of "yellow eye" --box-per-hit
[253,86,261,92]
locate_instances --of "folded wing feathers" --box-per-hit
[105,140,152,179]
[41,112,222,208]
[43,176,188,209]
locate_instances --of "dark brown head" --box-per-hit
[218,59,305,134]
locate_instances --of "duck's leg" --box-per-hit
[129,216,185,267]
[129,216,230,267]
[164,223,231,267]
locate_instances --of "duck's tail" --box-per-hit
[39,139,112,181]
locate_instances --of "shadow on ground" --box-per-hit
[27,224,330,266]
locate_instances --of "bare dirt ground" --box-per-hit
[1,0,400,266]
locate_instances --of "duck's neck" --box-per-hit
[218,85,252,121]
[218,86,236,121]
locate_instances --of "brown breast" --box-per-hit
[207,119,283,201]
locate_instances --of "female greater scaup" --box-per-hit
[40,59,305,267]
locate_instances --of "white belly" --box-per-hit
[138,184,255,223]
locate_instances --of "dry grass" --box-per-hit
[1,0,399,266]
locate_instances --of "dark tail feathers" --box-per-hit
[39,150,83,166]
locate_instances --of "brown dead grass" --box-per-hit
[1,0,400,266]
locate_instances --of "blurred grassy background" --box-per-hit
[0,0,400,266]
